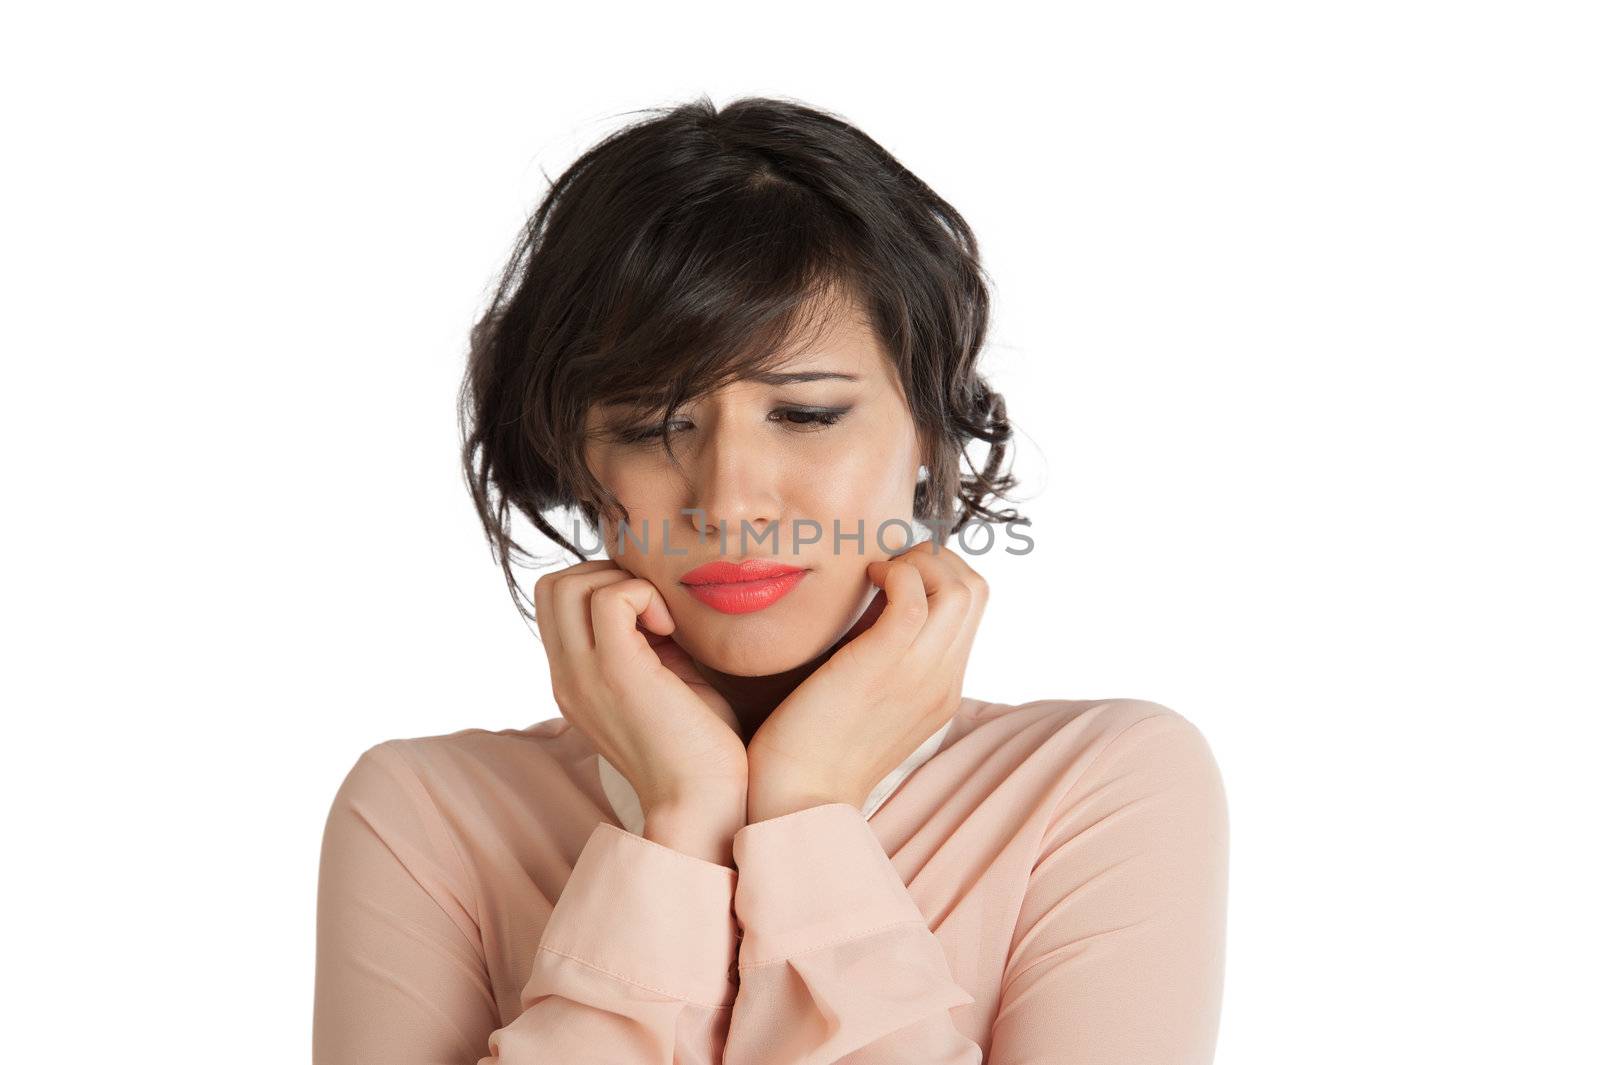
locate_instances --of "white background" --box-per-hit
[4,2,1595,1061]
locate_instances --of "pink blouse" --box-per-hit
[313,696,1229,1063]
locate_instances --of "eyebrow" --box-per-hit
[746,370,861,385]
[597,370,861,408]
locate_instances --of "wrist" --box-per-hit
[746,786,860,825]
[745,750,868,823]
[643,799,745,868]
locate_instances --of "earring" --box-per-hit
[916,464,929,483]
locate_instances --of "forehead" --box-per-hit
[774,297,893,378]
[596,293,896,410]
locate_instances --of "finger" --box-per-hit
[875,544,980,654]
[851,556,928,657]
[916,547,987,672]
[550,566,633,654]
[533,559,617,653]
[591,578,676,667]
[831,586,888,651]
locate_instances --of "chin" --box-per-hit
[672,614,825,676]
[671,588,858,676]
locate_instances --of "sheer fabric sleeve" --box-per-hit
[986,712,1230,1064]
[722,802,983,1064]
[719,711,1228,1064]
[313,741,739,1065]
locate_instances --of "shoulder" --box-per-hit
[968,699,1230,889]
[371,722,559,783]
[318,733,525,950]
[960,695,1225,807]
[326,720,572,837]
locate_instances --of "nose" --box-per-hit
[684,411,779,543]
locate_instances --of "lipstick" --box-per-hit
[679,558,808,615]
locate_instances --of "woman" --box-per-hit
[313,95,1229,1064]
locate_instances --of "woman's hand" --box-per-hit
[744,540,988,823]
[533,559,749,856]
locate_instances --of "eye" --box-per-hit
[769,406,851,431]
[608,406,851,446]
[610,418,692,445]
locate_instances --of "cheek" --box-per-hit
[798,431,918,526]
[587,455,673,562]
[590,449,677,516]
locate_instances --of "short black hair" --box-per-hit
[458,94,1021,623]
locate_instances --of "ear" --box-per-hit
[913,425,935,481]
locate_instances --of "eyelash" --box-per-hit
[614,407,850,445]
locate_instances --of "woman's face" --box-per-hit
[582,299,924,677]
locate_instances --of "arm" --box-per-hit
[313,741,739,1065]
[987,712,1230,1064]
[721,802,982,1064]
[719,712,1229,1065]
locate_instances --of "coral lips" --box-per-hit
[678,559,808,615]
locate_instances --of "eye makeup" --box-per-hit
[606,404,854,445]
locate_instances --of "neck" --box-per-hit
[695,651,829,744]
[691,585,886,744]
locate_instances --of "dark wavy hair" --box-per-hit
[458,94,1022,624]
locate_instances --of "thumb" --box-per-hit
[832,585,888,651]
